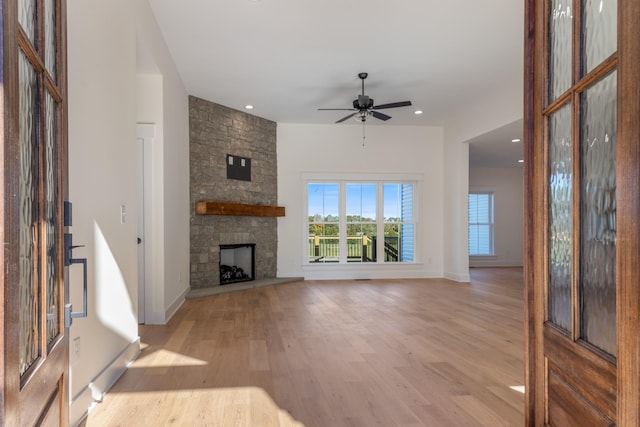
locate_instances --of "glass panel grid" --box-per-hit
[383,184,415,262]
[45,93,60,345]
[308,183,340,263]
[580,71,617,356]
[346,184,377,263]
[548,103,573,331]
[19,51,40,375]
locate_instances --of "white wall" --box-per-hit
[441,59,523,282]
[67,0,189,424]
[442,135,470,282]
[135,0,190,323]
[277,123,444,280]
[469,167,523,267]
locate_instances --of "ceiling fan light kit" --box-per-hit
[318,72,412,124]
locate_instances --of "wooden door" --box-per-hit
[525,0,640,425]
[1,0,69,425]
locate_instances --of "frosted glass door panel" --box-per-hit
[580,71,617,356]
[549,0,573,100]
[582,0,617,75]
[548,103,573,331]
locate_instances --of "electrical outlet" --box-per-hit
[72,337,81,363]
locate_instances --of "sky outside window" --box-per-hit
[308,183,339,221]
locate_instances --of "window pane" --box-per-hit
[401,224,414,262]
[468,193,493,256]
[308,183,339,222]
[45,0,58,81]
[549,0,573,100]
[580,71,616,356]
[18,0,36,44]
[400,184,413,222]
[308,224,339,263]
[346,183,376,221]
[347,224,377,263]
[581,0,617,75]
[548,103,573,332]
[384,184,400,221]
[383,183,413,222]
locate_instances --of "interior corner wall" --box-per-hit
[442,136,470,282]
[441,64,523,282]
[135,0,190,323]
[469,167,524,267]
[276,123,445,280]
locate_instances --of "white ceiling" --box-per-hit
[146,0,524,166]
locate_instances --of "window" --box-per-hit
[468,192,494,256]
[308,183,340,263]
[307,181,415,264]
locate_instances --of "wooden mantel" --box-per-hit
[195,201,285,217]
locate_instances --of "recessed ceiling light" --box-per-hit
[414,110,423,115]
[245,105,254,110]
[512,138,521,143]
[518,159,524,163]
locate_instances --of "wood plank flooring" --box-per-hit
[82,268,524,426]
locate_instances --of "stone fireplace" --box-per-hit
[189,96,278,289]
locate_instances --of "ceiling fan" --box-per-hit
[318,72,412,123]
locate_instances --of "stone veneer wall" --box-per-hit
[189,96,278,288]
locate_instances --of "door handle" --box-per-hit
[64,232,88,328]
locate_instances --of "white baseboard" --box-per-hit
[165,285,189,322]
[469,260,523,268]
[70,338,141,427]
[144,285,189,325]
[444,271,471,282]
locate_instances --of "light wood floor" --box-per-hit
[83,268,524,426]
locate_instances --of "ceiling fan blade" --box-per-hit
[371,111,392,121]
[336,112,358,123]
[318,108,357,111]
[373,101,412,110]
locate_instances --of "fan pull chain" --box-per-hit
[362,121,366,147]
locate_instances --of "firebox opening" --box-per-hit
[219,244,255,285]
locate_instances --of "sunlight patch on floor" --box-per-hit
[510,385,526,394]
[133,348,208,368]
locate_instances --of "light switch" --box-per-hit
[120,205,126,224]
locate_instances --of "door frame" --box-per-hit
[136,123,154,324]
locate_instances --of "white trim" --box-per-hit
[301,262,438,280]
[136,122,156,138]
[136,123,155,325]
[469,260,523,268]
[164,285,189,322]
[70,338,141,427]
[444,271,471,282]
[301,171,424,182]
